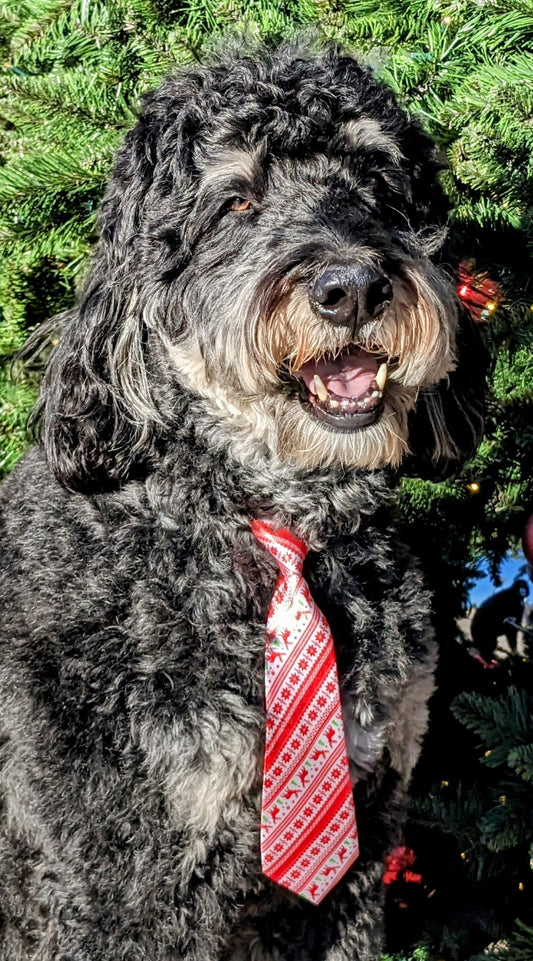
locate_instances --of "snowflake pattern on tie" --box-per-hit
[251,519,359,906]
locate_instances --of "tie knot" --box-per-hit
[251,520,308,575]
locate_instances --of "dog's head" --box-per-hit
[36,40,485,491]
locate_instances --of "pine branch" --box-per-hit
[505,920,533,961]
[452,688,533,763]
[0,150,109,204]
[507,743,533,783]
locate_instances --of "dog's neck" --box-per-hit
[146,396,397,549]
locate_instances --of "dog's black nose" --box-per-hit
[309,265,392,327]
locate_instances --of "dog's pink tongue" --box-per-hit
[297,350,378,399]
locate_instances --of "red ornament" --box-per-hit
[522,514,533,567]
[471,652,499,670]
[383,845,419,885]
[456,261,503,322]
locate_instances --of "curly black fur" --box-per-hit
[0,39,484,961]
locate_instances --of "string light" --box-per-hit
[499,795,507,805]
[484,750,493,757]
[467,482,481,494]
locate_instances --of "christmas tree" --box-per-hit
[0,1,532,958]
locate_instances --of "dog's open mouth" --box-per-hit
[293,346,387,431]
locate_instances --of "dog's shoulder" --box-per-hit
[0,448,124,668]
[0,446,109,581]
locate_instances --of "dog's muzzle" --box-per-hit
[285,264,391,431]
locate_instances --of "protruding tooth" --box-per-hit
[313,374,329,403]
[375,363,388,391]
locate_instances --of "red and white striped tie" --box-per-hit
[251,519,359,905]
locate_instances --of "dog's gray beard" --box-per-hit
[164,257,458,473]
[276,386,414,469]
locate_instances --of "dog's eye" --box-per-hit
[361,172,382,191]
[229,197,253,213]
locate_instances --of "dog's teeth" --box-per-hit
[313,374,329,403]
[329,399,339,409]
[375,363,388,391]
[372,390,382,399]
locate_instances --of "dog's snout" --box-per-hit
[309,265,392,327]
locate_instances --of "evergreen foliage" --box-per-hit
[0,2,532,959]
[402,676,533,958]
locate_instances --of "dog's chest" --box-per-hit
[143,529,395,834]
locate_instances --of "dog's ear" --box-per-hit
[35,124,158,493]
[32,86,198,493]
[405,307,488,480]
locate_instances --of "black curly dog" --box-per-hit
[0,40,484,961]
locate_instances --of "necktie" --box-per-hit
[251,519,359,905]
